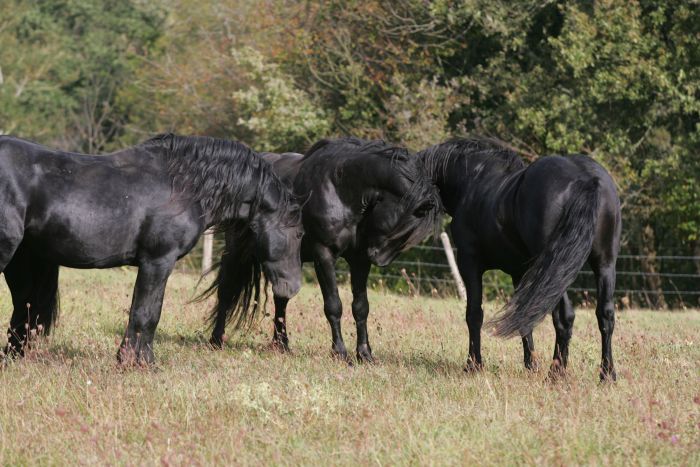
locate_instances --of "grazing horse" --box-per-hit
[207,138,441,362]
[0,134,303,364]
[419,139,621,380]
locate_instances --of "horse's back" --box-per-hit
[0,137,200,268]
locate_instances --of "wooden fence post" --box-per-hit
[202,228,214,274]
[440,232,466,301]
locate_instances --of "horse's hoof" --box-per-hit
[116,346,137,366]
[331,347,352,366]
[463,359,483,373]
[3,343,23,360]
[269,339,290,353]
[525,358,540,373]
[547,360,567,381]
[209,335,225,350]
[356,345,375,364]
[117,345,154,367]
[599,367,617,383]
[140,347,155,366]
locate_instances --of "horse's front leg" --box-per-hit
[521,333,538,371]
[271,296,290,352]
[549,292,575,379]
[4,257,60,356]
[118,257,176,365]
[348,254,372,363]
[210,251,236,349]
[457,254,484,372]
[313,245,349,362]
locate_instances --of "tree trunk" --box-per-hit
[202,229,214,274]
[640,224,667,309]
[440,232,466,301]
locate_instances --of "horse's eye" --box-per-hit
[296,230,304,239]
[414,200,435,217]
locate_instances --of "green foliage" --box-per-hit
[0,0,163,151]
[384,75,464,152]
[231,47,330,152]
[0,0,698,284]
[444,0,700,247]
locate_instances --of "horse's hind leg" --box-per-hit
[118,256,176,365]
[549,292,575,378]
[348,254,372,363]
[594,264,616,381]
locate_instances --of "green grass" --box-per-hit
[0,268,697,465]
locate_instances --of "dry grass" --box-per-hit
[0,268,697,465]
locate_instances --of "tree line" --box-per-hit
[1,0,698,307]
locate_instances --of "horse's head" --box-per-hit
[249,187,305,299]
[301,137,441,268]
[359,150,442,267]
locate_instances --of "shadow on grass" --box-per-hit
[101,322,211,347]
[113,322,273,354]
[367,349,465,376]
[0,340,96,368]
[44,341,97,360]
[20,321,466,375]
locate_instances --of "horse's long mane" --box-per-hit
[305,136,410,162]
[144,133,293,225]
[306,137,442,252]
[418,137,526,181]
[304,137,421,193]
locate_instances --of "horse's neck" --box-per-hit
[353,156,410,197]
[202,173,264,228]
[432,155,521,216]
[430,156,469,216]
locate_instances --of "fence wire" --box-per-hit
[190,233,700,307]
[325,244,700,307]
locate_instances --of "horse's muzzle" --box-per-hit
[367,247,398,267]
[271,279,301,299]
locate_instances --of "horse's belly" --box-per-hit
[25,211,142,268]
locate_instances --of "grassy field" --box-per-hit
[0,268,697,465]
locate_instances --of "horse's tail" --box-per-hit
[490,178,600,338]
[195,226,265,337]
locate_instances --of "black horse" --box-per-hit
[419,139,621,380]
[207,137,441,362]
[0,134,303,363]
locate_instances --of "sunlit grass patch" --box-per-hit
[0,269,697,464]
